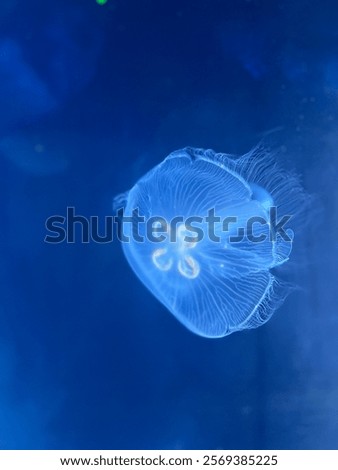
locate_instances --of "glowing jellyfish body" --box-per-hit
[115,147,305,338]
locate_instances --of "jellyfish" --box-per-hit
[114,146,307,338]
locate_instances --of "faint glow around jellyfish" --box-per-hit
[96,0,108,5]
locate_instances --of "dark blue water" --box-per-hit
[1,0,337,450]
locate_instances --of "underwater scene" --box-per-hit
[1,0,337,450]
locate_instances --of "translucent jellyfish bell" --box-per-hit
[114,146,307,338]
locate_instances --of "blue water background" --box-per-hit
[0,0,337,449]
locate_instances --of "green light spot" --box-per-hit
[96,0,107,5]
